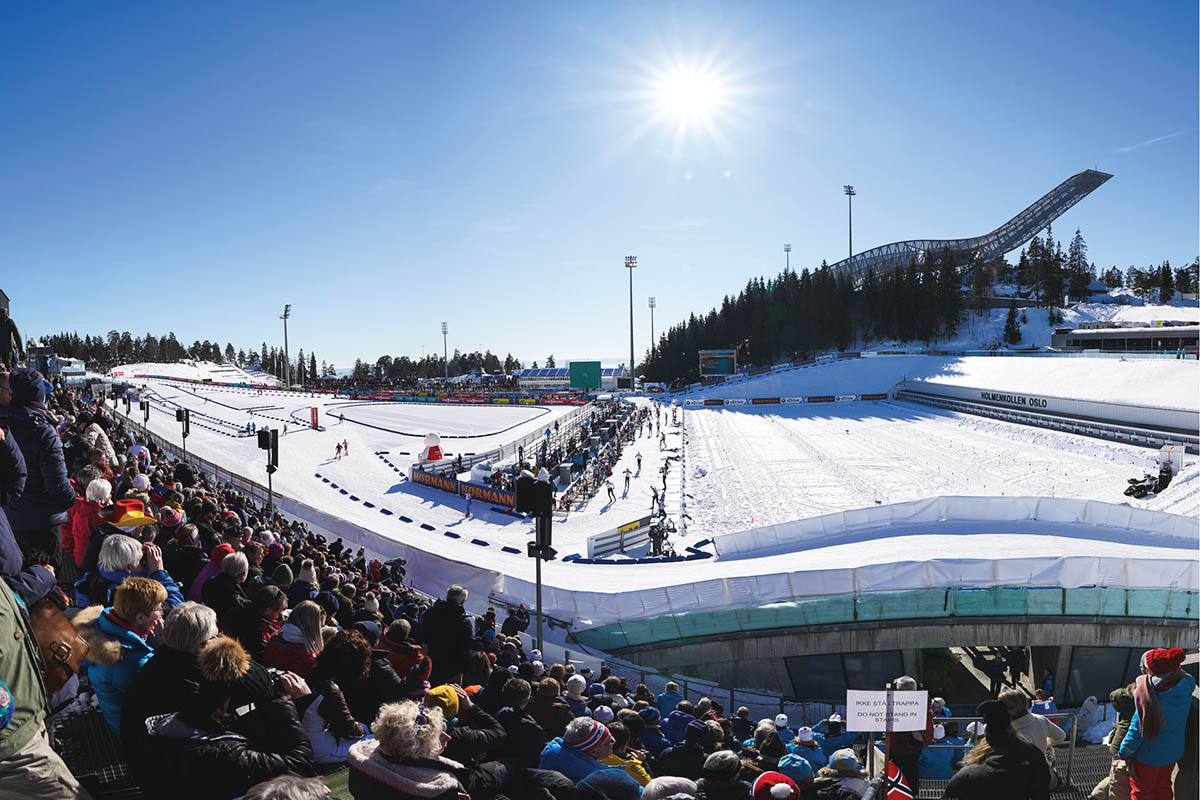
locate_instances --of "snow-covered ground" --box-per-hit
[685,401,1175,533]
[109,359,281,386]
[675,354,1199,410]
[1148,461,1200,518]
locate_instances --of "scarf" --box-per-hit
[1133,669,1185,741]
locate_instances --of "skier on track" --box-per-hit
[606,480,616,504]
[283,423,288,436]
[651,484,659,511]
[659,431,667,449]
[623,468,632,492]
[635,452,642,472]
[464,489,472,519]
[342,439,349,456]
[335,442,343,460]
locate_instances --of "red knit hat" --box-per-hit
[752,771,799,800]
[1144,648,1186,675]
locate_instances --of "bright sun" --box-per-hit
[659,70,722,119]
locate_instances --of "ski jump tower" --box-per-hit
[827,169,1113,286]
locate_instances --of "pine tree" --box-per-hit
[1003,301,1022,346]
[309,352,318,380]
[1159,261,1174,303]
[545,354,555,368]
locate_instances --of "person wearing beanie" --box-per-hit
[787,726,827,770]
[775,753,814,788]
[638,705,672,758]
[539,716,619,782]
[0,367,76,581]
[271,561,294,587]
[814,713,861,758]
[657,718,711,780]
[593,704,615,724]
[643,775,699,800]
[942,699,1050,800]
[186,543,234,602]
[918,723,957,780]
[755,729,789,773]
[1116,647,1194,799]
[661,702,698,745]
[578,766,642,800]
[696,748,752,798]
[564,673,590,717]
[751,770,799,800]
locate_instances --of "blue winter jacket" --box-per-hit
[75,567,184,611]
[919,739,957,779]
[656,689,683,716]
[641,725,672,758]
[818,730,862,758]
[538,738,612,783]
[661,710,695,744]
[787,741,828,769]
[0,404,75,530]
[81,607,156,735]
[1118,673,1196,767]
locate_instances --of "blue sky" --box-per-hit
[3,1,1197,369]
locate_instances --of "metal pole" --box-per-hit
[784,243,791,272]
[648,297,656,356]
[627,257,635,391]
[281,304,292,387]
[535,538,544,654]
[843,186,855,260]
[441,322,449,379]
[267,467,273,516]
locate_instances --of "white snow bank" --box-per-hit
[109,360,281,386]
[678,355,1198,410]
[1148,461,1200,518]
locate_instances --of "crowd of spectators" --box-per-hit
[1,362,1196,800]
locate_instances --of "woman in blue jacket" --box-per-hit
[78,576,167,734]
[1118,647,1195,800]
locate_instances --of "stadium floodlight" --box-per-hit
[784,243,791,272]
[843,186,856,260]
[648,297,656,353]
[280,304,292,386]
[625,256,637,391]
[441,321,448,379]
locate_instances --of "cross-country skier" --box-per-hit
[606,480,616,503]
[651,484,659,510]
[635,452,642,471]
[659,432,667,449]
[623,468,632,492]
[464,489,472,519]
[335,442,343,460]
[283,424,288,435]
[342,439,349,455]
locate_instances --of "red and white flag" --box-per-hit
[885,761,915,799]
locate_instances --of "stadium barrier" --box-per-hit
[585,514,655,558]
[409,468,517,508]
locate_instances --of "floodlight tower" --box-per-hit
[625,256,637,390]
[843,186,856,260]
[441,322,449,379]
[784,243,791,272]
[280,304,292,386]
[648,297,656,354]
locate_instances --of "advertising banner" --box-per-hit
[410,468,516,508]
[751,397,780,405]
[808,395,834,403]
[310,407,319,428]
[724,398,748,405]
[781,397,806,404]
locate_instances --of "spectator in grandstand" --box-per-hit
[0,428,57,605]
[68,475,108,567]
[600,720,652,787]
[76,532,183,609]
[421,583,474,685]
[529,676,575,739]
[753,729,788,773]
[227,584,287,661]
[775,754,815,792]
[0,308,23,368]
[999,688,1064,779]
[559,673,587,717]
[812,748,869,798]
[773,712,794,743]
[814,713,860,758]
[943,699,1050,800]
[120,602,278,776]
[141,637,316,800]
[540,716,623,781]
[186,542,234,602]
[242,775,332,800]
[331,625,410,725]
[886,675,929,793]
[378,617,424,677]
[644,776,699,800]
[695,748,752,799]
[285,558,320,607]
[639,707,672,758]
[1117,647,1195,800]
[1030,689,1057,715]
[0,367,76,577]
[917,724,956,780]
[296,630,374,765]
[730,706,754,743]
[788,726,828,770]
[0,577,94,798]
[1089,678,1137,800]
[657,680,684,716]
[492,677,549,767]
[263,600,326,676]
[163,523,207,591]
[201,549,251,622]
[658,719,711,779]
[77,576,167,735]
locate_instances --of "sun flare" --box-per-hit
[658,69,723,119]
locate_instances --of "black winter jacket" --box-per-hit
[942,738,1050,800]
[493,706,549,768]
[0,432,54,603]
[141,698,315,800]
[420,598,474,684]
[0,404,74,532]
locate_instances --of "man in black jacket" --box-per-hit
[421,584,475,685]
[656,719,710,780]
[0,426,55,604]
[492,678,548,768]
[943,700,1050,800]
[0,308,22,369]
[0,368,75,576]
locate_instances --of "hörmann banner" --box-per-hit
[410,468,516,508]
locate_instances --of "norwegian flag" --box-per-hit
[885,761,915,799]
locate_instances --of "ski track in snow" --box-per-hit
[686,401,1169,535]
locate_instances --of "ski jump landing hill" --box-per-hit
[104,357,1198,695]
